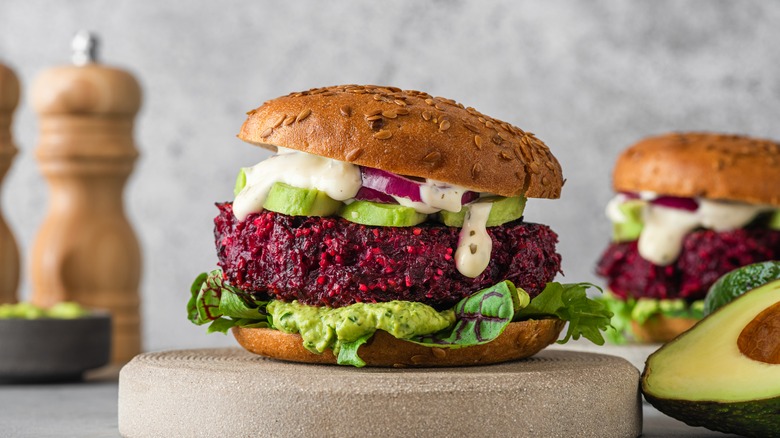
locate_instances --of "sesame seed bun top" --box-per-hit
[238,85,563,199]
[613,132,780,206]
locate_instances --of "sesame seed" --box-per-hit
[374,130,393,140]
[296,108,312,123]
[340,106,352,117]
[365,109,383,117]
[464,124,479,133]
[260,127,273,138]
[422,111,432,121]
[423,151,441,164]
[474,135,483,149]
[395,108,410,115]
[382,110,398,119]
[283,116,296,126]
[439,120,451,131]
[346,148,363,161]
[471,163,482,179]
[365,115,382,121]
[272,114,286,128]
[394,99,407,107]
[432,348,446,359]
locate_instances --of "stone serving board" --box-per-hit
[118,348,642,438]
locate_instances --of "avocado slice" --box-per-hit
[234,168,248,196]
[642,279,780,437]
[612,200,644,242]
[704,261,780,315]
[439,196,526,227]
[339,201,427,227]
[263,182,343,217]
[769,210,780,230]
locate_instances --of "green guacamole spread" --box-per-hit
[268,300,455,355]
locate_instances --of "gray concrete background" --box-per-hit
[1,1,778,351]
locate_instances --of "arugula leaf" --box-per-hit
[187,270,268,334]
[515,282,612,345]
[409,280,528,347]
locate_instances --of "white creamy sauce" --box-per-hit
[233,150,362,221]
[455,202,494,278]
[638,205,701,265]
[419,182,468,213]
[605,193,772,266]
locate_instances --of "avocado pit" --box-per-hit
[738,301,780,364]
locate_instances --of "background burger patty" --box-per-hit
[596,228,780,301]
[214,203,562,309]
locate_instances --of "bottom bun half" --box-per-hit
[630,316,698,344]
[232,319,565,367]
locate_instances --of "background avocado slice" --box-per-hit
[769,210,780,230]
[263,182,343,217]
[339,201,427,227]
[439,196,526,227]
[612,200,644,242]
[642,278,780,438]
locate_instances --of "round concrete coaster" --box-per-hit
[119,348,641,438]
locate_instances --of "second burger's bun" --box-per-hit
[630,316,699,344]
[232,319,565,367]
[239,85,563,199]
[613,132,780,206]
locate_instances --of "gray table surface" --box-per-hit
[0,369,740,438]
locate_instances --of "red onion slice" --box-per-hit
[361,167,424,202]
[360,166,477,206]
[651,196,699,211]
[354,187,398,204]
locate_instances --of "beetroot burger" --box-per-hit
[596,132,780,343]
[188,85,611,367]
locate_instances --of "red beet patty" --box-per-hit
[214,203,562,309]
[596,227,780,301]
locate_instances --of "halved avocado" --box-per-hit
[642,279,780,437]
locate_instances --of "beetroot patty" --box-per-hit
[214,203,561,309]
[596,228,780,301]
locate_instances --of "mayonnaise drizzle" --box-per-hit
[455,202,494,278]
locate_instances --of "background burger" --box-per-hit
[596,132,780,343]
[188,84,611,367]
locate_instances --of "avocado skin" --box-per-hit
[641,392,780,438]
[704,261,780,315]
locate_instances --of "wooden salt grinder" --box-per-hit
[30,33,142,363]
[0,63,20,304]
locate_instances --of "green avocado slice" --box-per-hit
[438,196,526,227]
[263,182,343,217]
[339,201,427,227]
[612,200,644,242]
[769,210,780,230]
[642,279,780,437]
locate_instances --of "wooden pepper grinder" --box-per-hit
[30,32,142,363]
[0,63,20,304]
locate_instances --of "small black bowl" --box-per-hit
[0,313,111,383]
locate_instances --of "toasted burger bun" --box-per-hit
[630,316,698,344]
[232,319,565,367]
[613,132,780,206]
[238,85,563,199]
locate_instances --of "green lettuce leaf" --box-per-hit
[336,333,373,367]
[187,270,268,333]
[409,280,528,347]
[515,282,612,345]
